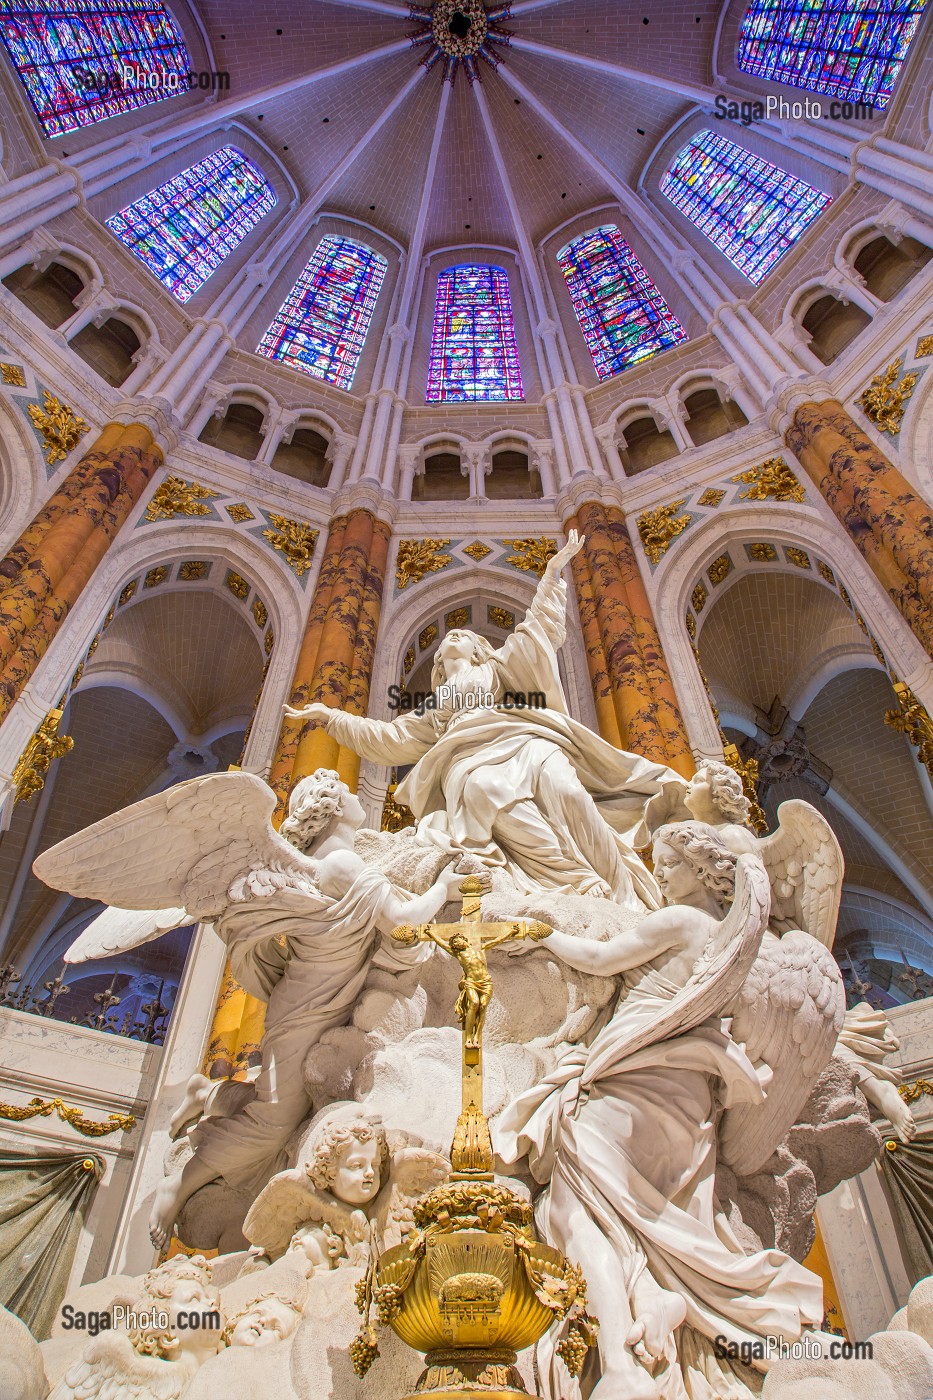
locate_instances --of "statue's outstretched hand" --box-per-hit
[283,701,332,724]
[546,527,585,577]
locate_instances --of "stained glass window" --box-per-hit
[426,264,523,402]
[661,129,831,285]
[257,236,387,392]
[737,0,925,110]
[556,226,687,379]
[0,0,191,138]
[105,146,276,304]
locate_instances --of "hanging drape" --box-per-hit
[0,1149,103,1338]
[879,1130,933,1285]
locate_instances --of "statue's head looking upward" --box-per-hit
[431,629,495,688]
[305,1117,389,1205]
[281,769,364,852]
[652,821,739,910]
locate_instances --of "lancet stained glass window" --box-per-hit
[426,264,524,402]
[0,0,191,138]
[257,235,387,391]
[105,146,276,304]
[557,226,687,380]
[661,129,831,285]
[737,0,925,110]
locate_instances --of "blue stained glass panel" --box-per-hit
[737,0,925,110]
[661,129,831,285]
[0,0,191,138]
[426,264,524,402]
[257,236,387,392]
[556,226,687,380]
[105,146,276,304]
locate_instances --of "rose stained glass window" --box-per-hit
[557,225,687,379]
[737,0,925,109]
[105,146,276,304]
[0,0,190,137]
[257,236,387,391]
[661,129,831,284]
[426,264,524,402]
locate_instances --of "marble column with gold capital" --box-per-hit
[568,500,695,777]
[0,422,162,721]
[785,400,933,657]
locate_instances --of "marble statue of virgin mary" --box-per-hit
[288,532,684,912]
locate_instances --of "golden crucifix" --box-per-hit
[392,874,550,1179]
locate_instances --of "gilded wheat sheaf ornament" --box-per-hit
[27,391,89,466]
[396,538,452,590]
[857,356,918,436]
[733,457,805,503]
[262,514,319,577]
[637,500,690,565]
[145,474,219,522]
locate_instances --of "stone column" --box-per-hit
[268,505,393,812]
[565,493,695,775]
[0,422,162,722]
[784,400,933,657]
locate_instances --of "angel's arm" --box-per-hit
[376,866,463,935]
[534,908,681,975]
[283,702,436,766]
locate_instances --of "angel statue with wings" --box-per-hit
[286,530,684,914]
[498,821,835,1400]
[33,769,466,1248]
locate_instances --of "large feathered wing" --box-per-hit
[63,905,191,966]
[581,853,771,1087]
[756,799,844,947]
[375,1147,449,1250]
[32,772,319,923]
[718,930,846,1177]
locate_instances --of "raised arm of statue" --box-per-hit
[282,698,437,767]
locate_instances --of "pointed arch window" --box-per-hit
[105,146,276,304]
[660,129,831,285]
[0,0,191,138]
[426,264,524,402]
[737,0,924,110]
[557,225,687,380]
[257,235,387,391]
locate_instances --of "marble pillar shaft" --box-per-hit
[573,500,694,775]
[786,400,933,656]
[0,424,161,720]
[269,508,391,807]
[566,512,623,749]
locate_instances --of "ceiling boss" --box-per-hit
[410,0,514,83]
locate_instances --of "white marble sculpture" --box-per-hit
[242,1101,447,1266]
[286,531,683,912]
[27,532,886,1400]
[47,1256,222,1400]
[32,768,463,1246]
[498,822,832,1398]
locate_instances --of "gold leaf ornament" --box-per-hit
[857,356,917,436]
[637,500,690,565]
[262,514,319,577]
[27,391,89,466]
[396,538,452,590]
[733,457,805,503]
[145,474,219,522]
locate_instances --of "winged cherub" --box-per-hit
[285,530,685,913]
[32,769,465,1248]
[499,823,825,1400]
[242,1102,448,1266]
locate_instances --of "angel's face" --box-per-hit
[684,770,715,818]
[339,788,366,831]
[330,1136,382,1205]
[231,1298,300,1348]
[652,839,698,904]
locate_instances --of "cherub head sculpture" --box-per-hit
[685,760,751,826]
[652,821,739,910]
[221,1275,307,1348]
[280,769,364,853]
[116,1255,222,1366]
[430,630,496,689]
[304,1107,390,1206]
